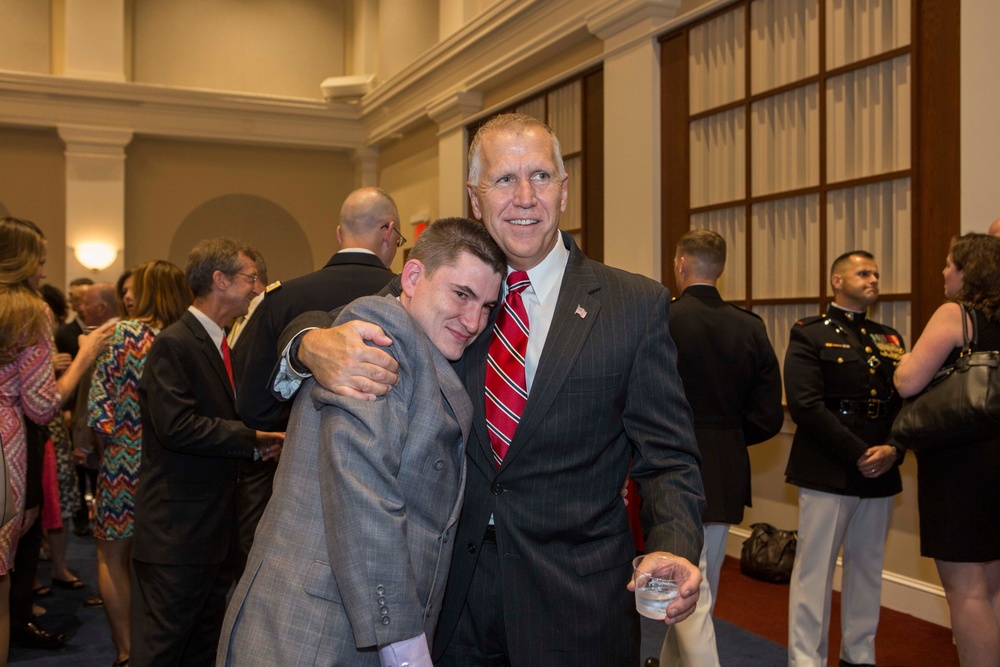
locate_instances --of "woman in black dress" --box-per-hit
[894,232,1000,667]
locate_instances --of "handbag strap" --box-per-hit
[959,303,978,355]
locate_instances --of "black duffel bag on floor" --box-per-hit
[740,522,797,584]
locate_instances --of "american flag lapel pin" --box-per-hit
[575,305,587,319]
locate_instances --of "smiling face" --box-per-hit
[221,252,261,322]
[468,127,568,272]
[400,252,501,361]
[943,254,964,298]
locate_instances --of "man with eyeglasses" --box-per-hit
[229,187,401,578]
[132,238,284,666]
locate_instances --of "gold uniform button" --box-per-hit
[861,328,867,334]
[870,368,876,375]
[837,357,844,364]
[871,389,877,396]
[865,346,872,353]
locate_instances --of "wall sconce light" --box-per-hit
[74,243,118,272]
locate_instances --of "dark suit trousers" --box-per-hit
[130,557,236,667]
[436,537,510,667]
[234,458,277,579]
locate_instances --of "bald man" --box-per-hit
[988,217,1000,237]
[230,187,400,575]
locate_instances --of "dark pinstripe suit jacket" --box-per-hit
[433,234,705,667]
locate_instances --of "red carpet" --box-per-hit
[714,556,959,666]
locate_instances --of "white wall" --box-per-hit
[0,0,51,73]
[961,0,1000,233]
[131,0,347,98]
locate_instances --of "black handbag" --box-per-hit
[740,522,796,584]
[891,305,1000,452]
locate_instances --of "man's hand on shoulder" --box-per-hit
[300,320,400,401]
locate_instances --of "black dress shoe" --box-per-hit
[839,661,875,667]
[645,659,660,667]
[10,621,67,649]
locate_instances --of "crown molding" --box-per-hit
[0,71,364,151]
[426,91,484,135]
[362,1,596,145]
[586,0,682,41]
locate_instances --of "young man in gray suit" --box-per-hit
[272,114,706,667]
[218,218,505,666]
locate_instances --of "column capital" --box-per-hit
[586,0,681,44]
[57,124,133,156]
[427,90,483,135]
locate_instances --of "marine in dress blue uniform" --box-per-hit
[784,251,905,667]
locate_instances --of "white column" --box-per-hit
[349,0,379,76]
[428,91,483,217]
[588,1,680,280]
[57,125,133,284]
[61,0,128,82]
[352,147,380,188]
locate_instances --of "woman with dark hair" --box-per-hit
[115,270,134,318]
[894,232,1000,667]
[88,259,193,667]
[0,216,110,663]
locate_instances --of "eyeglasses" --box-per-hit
[382,223,407,248]
[233,272,258,285]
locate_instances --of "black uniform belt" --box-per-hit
[830,398,889,419]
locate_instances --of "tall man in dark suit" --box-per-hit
[275,114,706,667]
[229,187,399,576]
[657,229,784,667]
[131,238,283,667]
[784,250,905,667]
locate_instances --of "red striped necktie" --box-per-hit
[221,336,235,393]
[485,271,530,468]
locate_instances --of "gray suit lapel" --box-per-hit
[498,237,601,471]
[431,348,472,529]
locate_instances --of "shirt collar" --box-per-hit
[188,305,227,353]
[518,235,569,305]
[338,247,377,256]
[827,302,867,325]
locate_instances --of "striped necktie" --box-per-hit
[485,271,530,468]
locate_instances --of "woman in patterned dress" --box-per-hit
[88,259,192,667]
[0,216,111,664]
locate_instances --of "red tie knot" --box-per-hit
[507,271,530,295]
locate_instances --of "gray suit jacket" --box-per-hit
[219,295,472,666]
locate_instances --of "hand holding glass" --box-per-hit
[632,554,680,620]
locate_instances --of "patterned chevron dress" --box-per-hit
[88,320,160,541]
[0,333,60,572]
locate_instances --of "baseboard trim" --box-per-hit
[726,526,951,629]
